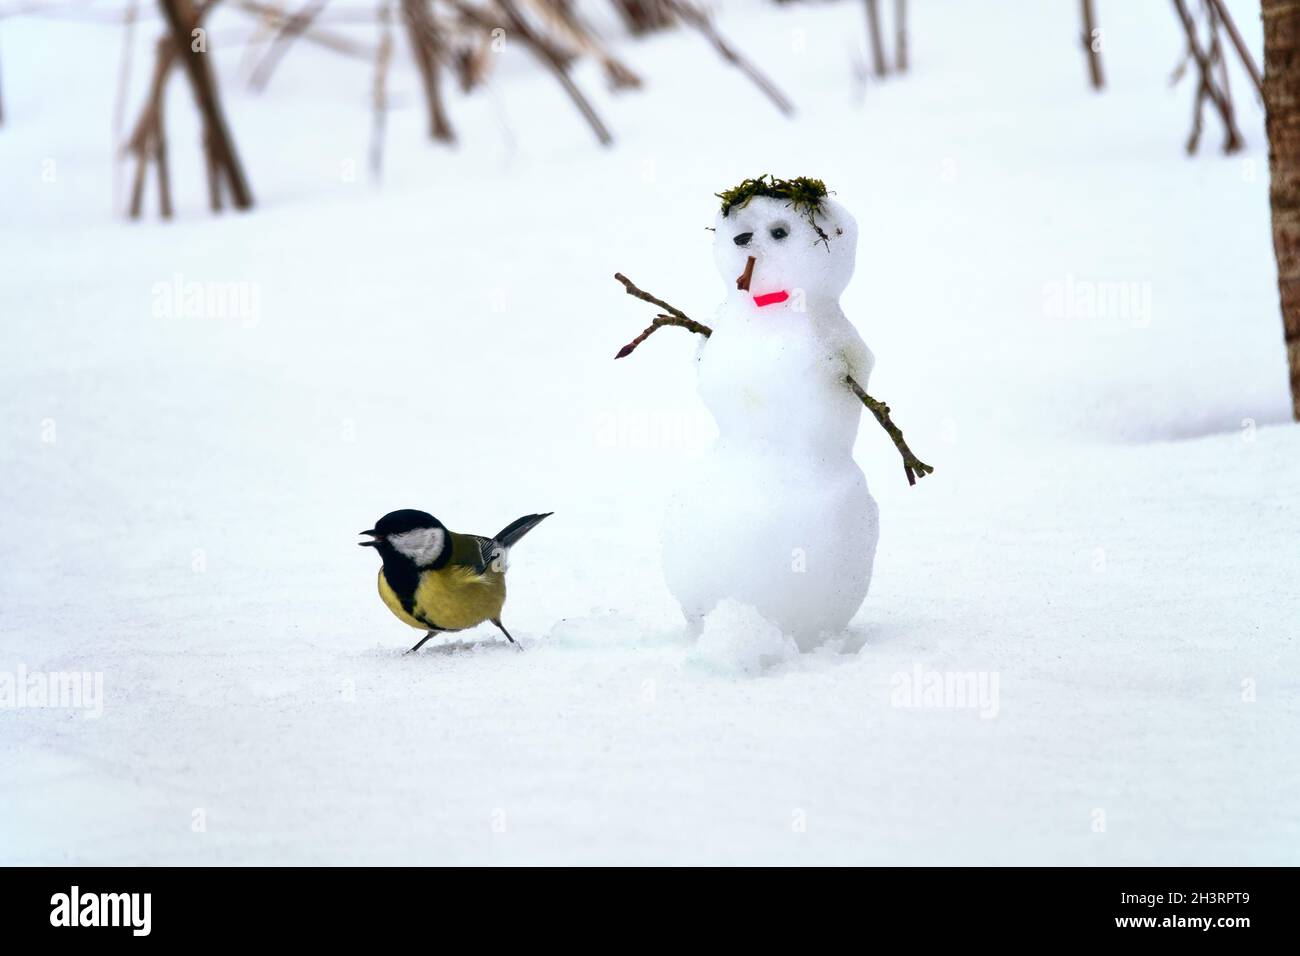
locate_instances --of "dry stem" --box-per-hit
[1171,0,1244,153]
[1207,0,1263,99]
[663,0,795,116]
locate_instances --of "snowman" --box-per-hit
[614,176,930,647]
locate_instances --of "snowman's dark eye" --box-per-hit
[770,225,789,240]
[733,232,753,247]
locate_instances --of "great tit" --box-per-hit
[358,509,552,653]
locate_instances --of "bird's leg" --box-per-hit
[490,618,521,648]
[405,630,440,655]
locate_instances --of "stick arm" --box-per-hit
[846,375,934,486]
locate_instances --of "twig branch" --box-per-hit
[845,374,933,486]
[402,0,455,142]
[663,0,794,116]
[864,0,886,78]
[496,0,613,145]
[370,0,394,181]
[615,314,712,358]
[158,0,255,209]
[126,35,178,219]
[111,0,140,213]
[231,0,375,60]
[894,0,907,73]
[613,272,696,323]
[1207,0,1263,100]
[612,272,932,485]
[533,0,642,90]
[1080,0,1104,89]
[610,0,672,35]
[1171,0,1243,153]
[248,0,329,92]
[446,0,612,145]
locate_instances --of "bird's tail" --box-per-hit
[493,512,553,549]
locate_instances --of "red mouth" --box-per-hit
[753,290,790,308]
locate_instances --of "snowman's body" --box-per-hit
[662,194,879,646]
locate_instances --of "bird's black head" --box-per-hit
[358,509,448,567]
[366,509,441,537]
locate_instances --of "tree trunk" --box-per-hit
[1264,0,1300,418]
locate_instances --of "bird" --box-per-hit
[358,508,552,653]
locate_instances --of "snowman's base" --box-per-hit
[680,606,863,652]
[686,599,800,675]
[662,450,879,649]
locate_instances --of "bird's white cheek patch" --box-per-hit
[389,527,445,566]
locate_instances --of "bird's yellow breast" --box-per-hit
[377,565,506,632]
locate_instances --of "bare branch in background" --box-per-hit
[1172,0,1243,154]
[665,0,794,116]
[370,0,394,180]
[158,0,255,209]
[864,0,886,78]
[1080,0,1103,89]
[1209,0,1232,118]
[1207,0,1263,101]
[610,0,673,36]
[449,0,614,145]
[451,29,494,93]
[156,90,175,216]
[112,0,141,212]
[248,0,329,91]
[894,0,907,73]
[533,0,642,90]
[402,0,455,142]
[235,1,278,77]
[126,36,178,219]
[232,1,375,60]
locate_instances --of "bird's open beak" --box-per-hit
[358,530,380,547]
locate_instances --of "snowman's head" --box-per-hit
[712,179,858,309]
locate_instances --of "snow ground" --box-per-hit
[1,0,1297,864]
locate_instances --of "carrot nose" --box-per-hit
[736,255,756,291]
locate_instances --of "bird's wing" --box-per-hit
[447,532,498,578]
